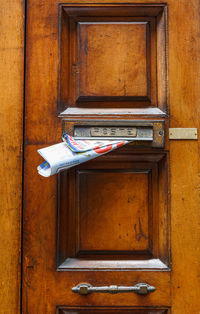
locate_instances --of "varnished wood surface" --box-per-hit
[79,22,148,97]
[58,152,169,270]
[24,146,170,311]
[59,308,169,314]
[79,171,149,252]
[23,0,200,313]
[58,258,168,270]
[0,0,24,313]
[60,4,166,110]
[169,1,200,312]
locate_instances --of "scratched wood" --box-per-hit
[23,0,200,313]
[60,5,164,110]
[0,0,24,313]
[79,22,148,97]
[57,152,169,268]
[78,171,149,252]
[169,1,200,312]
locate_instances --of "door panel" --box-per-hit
[78,22,148,98]
[60,4,166,110]
[57,153,169,270]
[78,170,149,252]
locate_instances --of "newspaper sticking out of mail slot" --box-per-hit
[37,134,130,177]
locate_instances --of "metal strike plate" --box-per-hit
[62,120,165,148]
[169,128,198,140]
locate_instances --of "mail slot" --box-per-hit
[90,127,137,138]
[74,126,152,141]
[62,120,165,147]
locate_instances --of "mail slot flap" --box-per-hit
[62,120,165,148]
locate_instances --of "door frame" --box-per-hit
[1,0,200,312]
[0,0,24,313]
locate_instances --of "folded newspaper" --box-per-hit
[37,134,130,177]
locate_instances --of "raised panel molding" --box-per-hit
[59,4,167,112]
[57,151,169,270]
[58,307,169,314]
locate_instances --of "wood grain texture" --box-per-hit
[23,147,170,312]
[23,0,200,313]
[0,0,24,313]
[57,152,169,270]
[79,171,149,252]
[79,22,148,97]
[169,0,200,312]
[60,4,166,110]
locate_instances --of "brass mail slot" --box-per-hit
[62,120,165,147]
[91,127,137,137]
[74,125,153,141]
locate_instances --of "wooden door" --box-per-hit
[23,1,200,313]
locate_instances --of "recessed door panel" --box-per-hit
[59,4,167,110]
[78,170,149,252]
[78,22,148,98]
[57,152,169,270]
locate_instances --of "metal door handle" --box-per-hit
[72,282,155,295]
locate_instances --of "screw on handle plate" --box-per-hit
[72,282,155,296]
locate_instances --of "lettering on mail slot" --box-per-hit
[91,127,137,137]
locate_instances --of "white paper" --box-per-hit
[37,135,130,177]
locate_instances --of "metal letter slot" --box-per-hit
[74,126,153,141]
[91,127,137,138]
[72,282,156,296]
[62,120,165,147]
